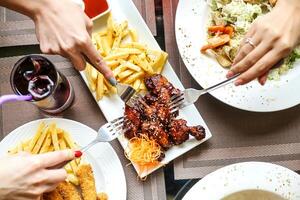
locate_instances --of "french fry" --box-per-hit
[112,63,127,76]
[22,139,31,152]
[132,55,154,75]
[121,29,129,39]
[106,60,120,68]
[129,29,138,42]
[85,64,97,92]
[63,131,76,149]
[96,73,104,101]
[103,78,117,94]
[106,14,114,48]
[120,42,147,51]
[67,173,79,186]
[112,48,142,55]
[48,146,54,152]
[70,160,78,174]
[50,123,60,151]
[32,126,49,154]
[104,52,129,61]
[59,138,67,149]
[94,35,105,56]
[17,142,23,153]
[65,164,73,173]
[121,61,142,72]
[101,36,111,56]
[8,146,18,155]
[112,34,123,49]
[118,69,134,80]
[152,52,168,73]
[139,82,146,90]
[123,71,144,84]
[133,79,141,91]
[40,133,52,153]
[96,29,107,37]
[28,122,45,152]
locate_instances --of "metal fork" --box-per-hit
[170,73,240,112]
[83,54,137,104]
[50,117,125,169]
[80,116,125,152]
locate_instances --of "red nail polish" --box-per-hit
[74,150,82,158]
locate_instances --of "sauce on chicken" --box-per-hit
[123,74,206,160]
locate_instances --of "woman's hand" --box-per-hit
[227,0,300,86]
[0,0,115,85]
[0,150,75,200]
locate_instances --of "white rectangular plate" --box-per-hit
[79,0,212,178]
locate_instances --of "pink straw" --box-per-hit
[0,94,32,106]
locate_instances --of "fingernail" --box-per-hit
[74,150,82,158]
[261,78,267,86]
[234,79,243,86]
[226,71,234,78]
[109,77,117,86]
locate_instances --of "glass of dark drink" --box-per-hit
[10,55,74,114]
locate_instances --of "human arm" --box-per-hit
[0,0,116,85]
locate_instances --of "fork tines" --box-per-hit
[169,92,185,113]
[105,116,125,136]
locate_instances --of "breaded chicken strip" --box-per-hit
[97,192,108,200]
[43,189,63,200]
[77,164,97,200]
[56,181,82,200]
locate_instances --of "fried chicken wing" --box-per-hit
[169,119,190,145]
[189,125,206,140]
[123,106,141,139]
[77,164,97,200]
[141,121,172,149]
[123,74,206,161]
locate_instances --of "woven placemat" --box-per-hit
[0,55,166,200]
[174,91,300,180]
[0,8,37,47]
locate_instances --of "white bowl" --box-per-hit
[183,162,300,200]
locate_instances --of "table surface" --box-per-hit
[1,0,300,200]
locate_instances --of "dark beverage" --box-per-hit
[10,55,74,114]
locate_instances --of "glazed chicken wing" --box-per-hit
[123,74,206,160]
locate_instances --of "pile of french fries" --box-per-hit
[8,122,81,186]
[85,14,168,100]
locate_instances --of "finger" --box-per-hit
[17,151,31,156]
[45,168,67,184]
[43,184,59,193]
[80,39,115,81]
[35,149,74,168]
[232,27,256,65]
[228,41,270,76]
[233,34,262,67]
[258,71,269,86]
[84,14,93,37]
[68,52,86,71]
[235,50,281,85]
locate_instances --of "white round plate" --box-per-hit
[0,118,126,200]
[175,0,300,112]
[183,162,300,200]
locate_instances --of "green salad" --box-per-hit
[204,0,300,80]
